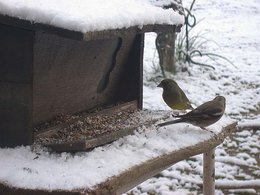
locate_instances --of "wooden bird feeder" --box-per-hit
[0,2,182,148]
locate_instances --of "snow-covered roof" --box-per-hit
[0,0,184,33]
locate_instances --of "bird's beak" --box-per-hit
[157,83,162,88]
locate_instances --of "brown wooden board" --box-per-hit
[34,101,169,152]
[0,23,33,147]
[0,14,180,41]
[32,29,144,125]
[34,101,139,138]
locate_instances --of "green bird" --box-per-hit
[157,79,193,110]
[158,96,226,128]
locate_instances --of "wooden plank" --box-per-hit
[0,83,33,147]
[0,23,33,147]
[0,14,180,42]
[83,25,179,41]
[197,179,260,190]
[89,122,237,195]
[0,182,81,195]
[0,14,84,41]
[0,23,33,83]
[36,103,172,152]
[237,123,260,131]
[114,34,144,109]
[45,117,166,152]
[34,101,138,139]
[215,180,260,190]
[203,148,216,195]
[45,125,138,152]
[32,30,139,124]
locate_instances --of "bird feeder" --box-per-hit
[0,1,183,148]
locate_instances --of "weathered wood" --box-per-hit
[89,122,237,195]
[45,117,168,152]
[0,182,81,195]
[0,14,180,42]
[46,125,138,152]
[215,180,260,190]
[203,148,215,195]
[34,101,138,139]
[156,32,176,75]
[83,25,179,41]
[197,179,260,190]
[32,31,137,124]
[216,157,260,170]
[35,104,171,152]
[237,123,260,131]
[116,34,144,109]
[0,23,33,147]
[0,14,84,41]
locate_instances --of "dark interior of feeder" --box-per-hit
[32,31,143,125]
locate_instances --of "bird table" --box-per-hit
[0,106,237,194]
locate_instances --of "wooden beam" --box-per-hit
[203,148,215,195]
[215,180,260,190]
[90,122,237,195]
[237,122,260,131]
[0,14,180,42]
[34,101,138,139]
[197,179,260,190]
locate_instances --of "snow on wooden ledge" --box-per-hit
[0,115,237,195]
[0,0,184,33]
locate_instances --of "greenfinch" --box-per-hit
[157,79,193,110]
[158,96,226,128]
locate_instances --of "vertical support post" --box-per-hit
[203,147,215,195]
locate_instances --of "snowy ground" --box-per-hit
[127,0,260,194]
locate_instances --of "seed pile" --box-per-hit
[33,107,172,149]
[34,109,140,145]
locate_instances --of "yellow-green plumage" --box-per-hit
[158,79,193,110]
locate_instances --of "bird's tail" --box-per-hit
[157,118,184,127]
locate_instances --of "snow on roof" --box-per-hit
[0,0,184,33]
[0,115,234,191]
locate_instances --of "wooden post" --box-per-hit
[203,148,215,195]
[156,31,176,75]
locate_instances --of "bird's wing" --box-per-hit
[177,105,223,119]
[178,88,190,103]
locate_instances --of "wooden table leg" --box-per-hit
[203,148,215,195]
